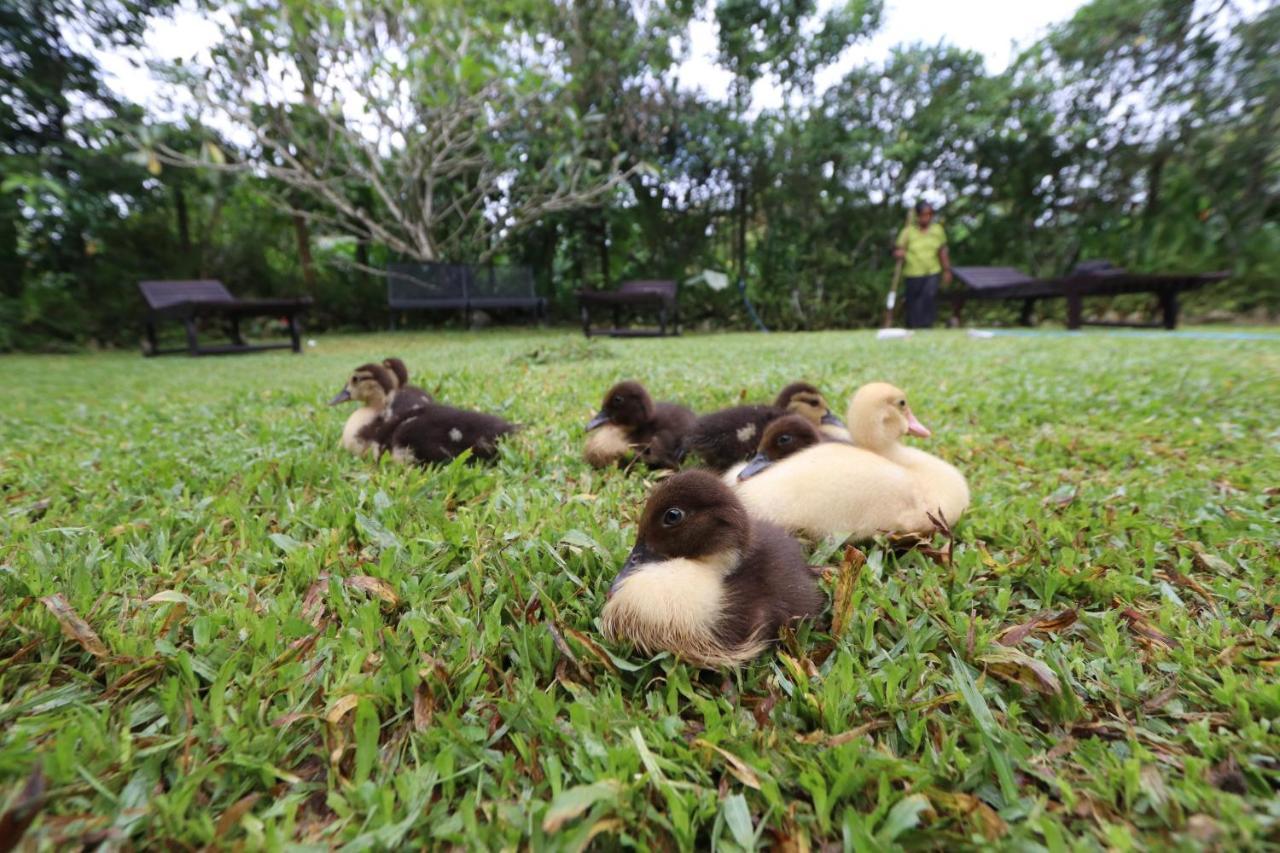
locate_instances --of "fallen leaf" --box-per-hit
[413,683,434,731]
[927,788,1006,840]
[541,780,623,833]
[326,694,361,725]
[694,739,761,789]
[1142,682,1179,712]
[831,545,865,637]
[1119,607,1179,650]
[344,575,400,606]
[997,609,1078,646]
[978,646,1062,695]
[41,594,108,658]
[144,590,194,607]
[213,793,260,839]
[0,763,45,851]
[1190,545,1234,575]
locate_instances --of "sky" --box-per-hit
[92,0,1092,120]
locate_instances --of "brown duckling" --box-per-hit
[723,414,823,483]
[601,470,825,667]
[383,402,518,465]
[584,380,695,469]
[684,381,848,471]
[329,363,398,456]
[381,357,433,418]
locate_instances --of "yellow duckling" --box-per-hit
[731,383,968,538]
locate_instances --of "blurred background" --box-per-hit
[2,0,1276,350]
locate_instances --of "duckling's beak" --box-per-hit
[821,410,846,428]
[328,388,352,406]
[608,540,658,598]
[904,407,931,438]
[737,452,773,481]
[586,412,611,431]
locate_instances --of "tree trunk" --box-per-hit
[293,213,318,297]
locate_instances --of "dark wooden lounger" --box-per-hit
[577,280,680,337]
[387,262,545,328]
[138,279,312,356]
[950,262,1228,330]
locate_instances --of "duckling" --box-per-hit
[601,470,825,667]
[723,414,823,484]
[384,402,517,465]
[329,363,397,456]
[381,357,433,418]
[684,381,849,471]
[848,382,970,524]
[584,380,695,469]
[731,384,968,538]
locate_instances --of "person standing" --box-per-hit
[893,201,952,329]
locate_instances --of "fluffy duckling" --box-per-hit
[723,414,823,484]
[684,381,849,471]
[329,363,397,456]
[601,470,825,667]
[731,383,968,538]
[848,382,970,525]
[584,380,695,469]
[384,402,517,465]
[381,357,433,418]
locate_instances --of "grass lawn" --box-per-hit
[2,328,1278,849]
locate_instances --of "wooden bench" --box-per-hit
[387,262,544,328]
[577,280,680,337]
[950,262,1229,330]
[138,279,312,356]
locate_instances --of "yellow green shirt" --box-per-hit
[896,222,947,277]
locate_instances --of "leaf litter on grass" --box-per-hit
[1,329,1278,848]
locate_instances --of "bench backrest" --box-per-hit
[617,279,677,302]
[1071,259,1123,277]
[387,262,471,302]
[471,265,537,298]
[138,279,235,309]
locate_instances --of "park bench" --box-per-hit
[950,261,1229,330]
[138,279,312,356]
[386,262,545,328]
[577,280,680,338]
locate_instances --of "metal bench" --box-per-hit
[387,262,544,328]
[950,261,1229,330]
[577,280,680,337]
[138,279,311,356]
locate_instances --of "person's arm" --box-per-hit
[939,244,952,285]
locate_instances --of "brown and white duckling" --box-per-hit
[601,470,825,667]
[731,383,967,538]
[384,402,517,465]
[722,414,823,484]
[381,357,433,418]
[329,363,398,456]
[848,382,970,524]
[684,381,849,471]
[584,380,695,469]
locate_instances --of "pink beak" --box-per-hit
[905,407,931,438]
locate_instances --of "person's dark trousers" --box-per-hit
[904,274,940,328]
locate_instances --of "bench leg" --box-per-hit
[287,313,302,353]
[1066,293,1083,330]
[1019,298,1035,326]
[581,305,592,338]
[184,318,201,356]
[950,295,965,328]
[229,315,247,346]
[389,310,396,332]
[1159,288,1178,330]
[658,306,667,336]
[143,320,159,357]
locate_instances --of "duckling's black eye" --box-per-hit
[662,507,685,527]
[897,399,906,408]
[352,376,359,384]
[612,395,624,405]
[777,434,793,445]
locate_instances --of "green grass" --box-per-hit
[2,328,1278,850]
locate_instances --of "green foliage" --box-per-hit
[1,328,1278,846]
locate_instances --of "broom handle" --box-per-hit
[883,258,904,327]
